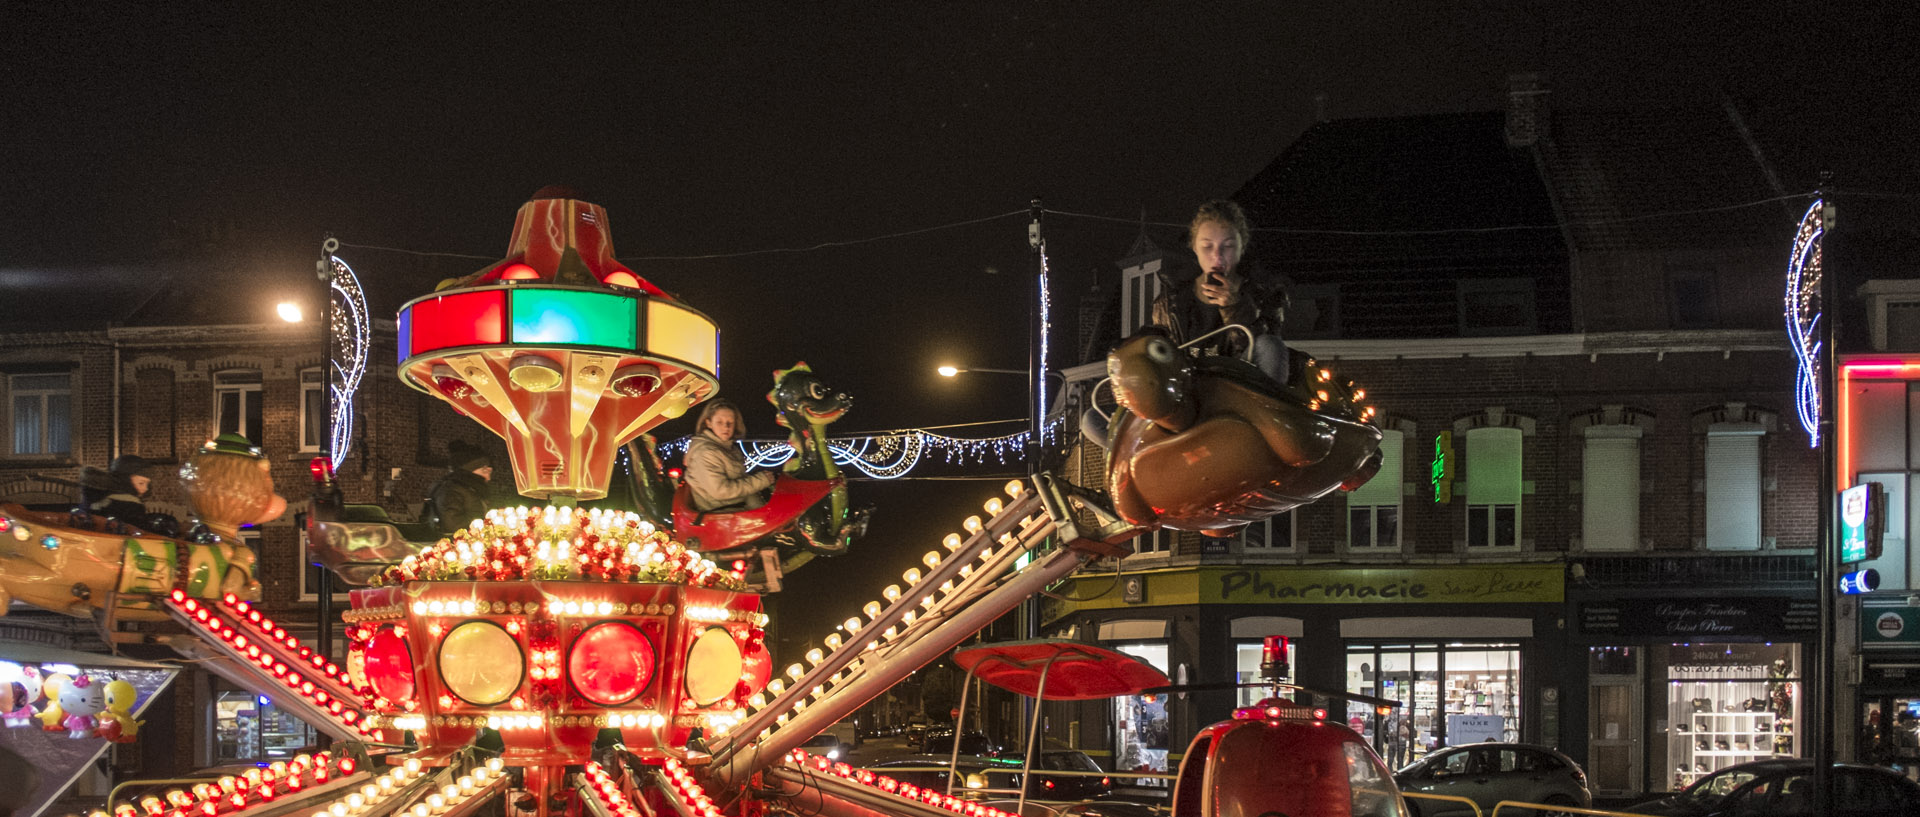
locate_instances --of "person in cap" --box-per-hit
[683,398,775,513]
[79,454,158,525]
[426,441,494,534]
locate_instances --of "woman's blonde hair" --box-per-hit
[695,398,746,437]
[1189,199,1251,252]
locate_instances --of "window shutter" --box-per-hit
[1705,423,1763,550]
[1346,430,1404,506]
[1465,427,1523,504]
[1581,426,1641,551]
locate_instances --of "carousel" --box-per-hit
[3,187,1402,817]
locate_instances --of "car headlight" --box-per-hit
[964,773,988,789]
[827,748,841,760]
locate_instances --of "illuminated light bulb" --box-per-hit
[786,664,804,680]
[410,602,426,615]
[330,805,348,817]
[442,785,459,800]
[959,565,972,578]
[1354,389,1366,399]
[749,694,766,708]
[963,516,983,534]
[922,552,941,568]
[360,785,379,800]
[882,585,901,601]
[920,594,936,608]
[940,580,955,593]
[805,648,824,665]
[942,533,963,551]
[347,794,365,810]
[767,679,785,695]
[824,633,843,650]
[1005,479,1024,497]
[884,626,899,640]
[487,758,504,773]
[411,805,430,817]
[598,601,613,616]
[844,617,863,633]
[903,568,921,584]
[405,759,422,774]
[427,795,446,811]
[903,610,918,624]
[862,601,882,619]
[428,600,445,615]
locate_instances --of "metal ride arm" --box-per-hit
[706,486,1044,765]
[706,476,1138,790]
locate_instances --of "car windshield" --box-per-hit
[1681,767,1772,806]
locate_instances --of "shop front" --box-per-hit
[1573,593,1815,794]
[1857,599,1920,774]
[1047,561,1564,778]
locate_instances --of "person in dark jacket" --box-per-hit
[426,442,493,534]
[1149,199,1289,385]
[79,455,157,524]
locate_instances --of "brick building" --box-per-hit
[0,289,499,785]
[1042,83,1821,796]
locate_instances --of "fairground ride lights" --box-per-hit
[113,752,360,817]
[784,749,1020,817]
[168,591,370,734]
[660,758,721,817]
[580,762,643,817]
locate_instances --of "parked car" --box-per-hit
[1394,743,1590,817]
[865,754,1019,796]
[922,729,1002,757]
[999,749,1112,800]
[1629,760,1920,817]
[1052,790,1169,817]
[798,732,853,761]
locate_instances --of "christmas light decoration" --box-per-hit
[326,255,371,468]
[656,415,1069,480]
[1784,199,1825,445]
[373,507,744,590]
[782,749,1020,817]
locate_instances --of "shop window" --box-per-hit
[299,367,326,453]
[1233,640,1295,707]
[1346,430,1403,550]
[1705,423,1763,550]
[213,682,316,762]
[1665,643,1800,791]
[1581,425,1642,551]
[1134,528,1171,556]
[8,372,72,456]
[1242,510,1295,552]
[1465,426,1522,549]
[213,369,263,445]
[1348,643,1521,766]
[1113,642,1171,782]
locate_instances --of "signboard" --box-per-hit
[1432,431,1455,504]
[1861,603,1920,649]
[1841,483,1872,563]
[1447,714,1505,744]
[1213,564,1562,605]
[1578,597,1818,638]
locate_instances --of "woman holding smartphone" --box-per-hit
[1149,199,1290,385]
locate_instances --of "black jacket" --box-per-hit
[426,469,491,534]
[79,466,147,522]
[1149,270,1281,358]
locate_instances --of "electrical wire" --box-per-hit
[618,210,1027,262]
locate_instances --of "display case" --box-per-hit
[1665,666,1799,789]
[214,690,317,763]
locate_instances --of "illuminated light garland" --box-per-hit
[580,762,643,817]
[167,591,371,735]
[374,506,744,590]
[1783,199,1825,445]
[131,752,361,817]
[326,255,370,469]
[661,758,722,817]
[783,749,1019,817]
[657,415,1069,480]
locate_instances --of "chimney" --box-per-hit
[1505,72,1548,148]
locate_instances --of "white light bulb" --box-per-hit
[903,568,921,584]
[862,601,882,619]
[805,648,824,665]
[844,617,863,633]
[943,533,963,550]
[984,498,1003,515]
[882,585,901,601]
[963,516,983,534]
[923,551,941,568]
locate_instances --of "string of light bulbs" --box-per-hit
[655,415,1068,480]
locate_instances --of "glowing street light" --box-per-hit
[277,301,304,323]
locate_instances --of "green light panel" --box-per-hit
[509,289,638,349]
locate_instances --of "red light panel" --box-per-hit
[363,626,416,704]
[407,290,507,357]
[568,621,656,705]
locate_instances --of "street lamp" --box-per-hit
[936,365,1026,378]
[276,301,303,323]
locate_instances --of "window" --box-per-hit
[1581,425,1642,551]
[1243,510,1295,552]
[1287,284,1341,339]
[1459,279,1536,335]
[9,373,71,455]
[1120,258,1164,336]
[1669,270,1718,329]
[1465,427,1522,549]
[1233,640,1295,706]
[1705,422,1763,551]
[1347,430,1404,550]
[298,517,349,602]
[1134,527,1171,556]
[299,368,326,453]
[214,370,263,445]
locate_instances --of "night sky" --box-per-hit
[6,2,1914,639]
